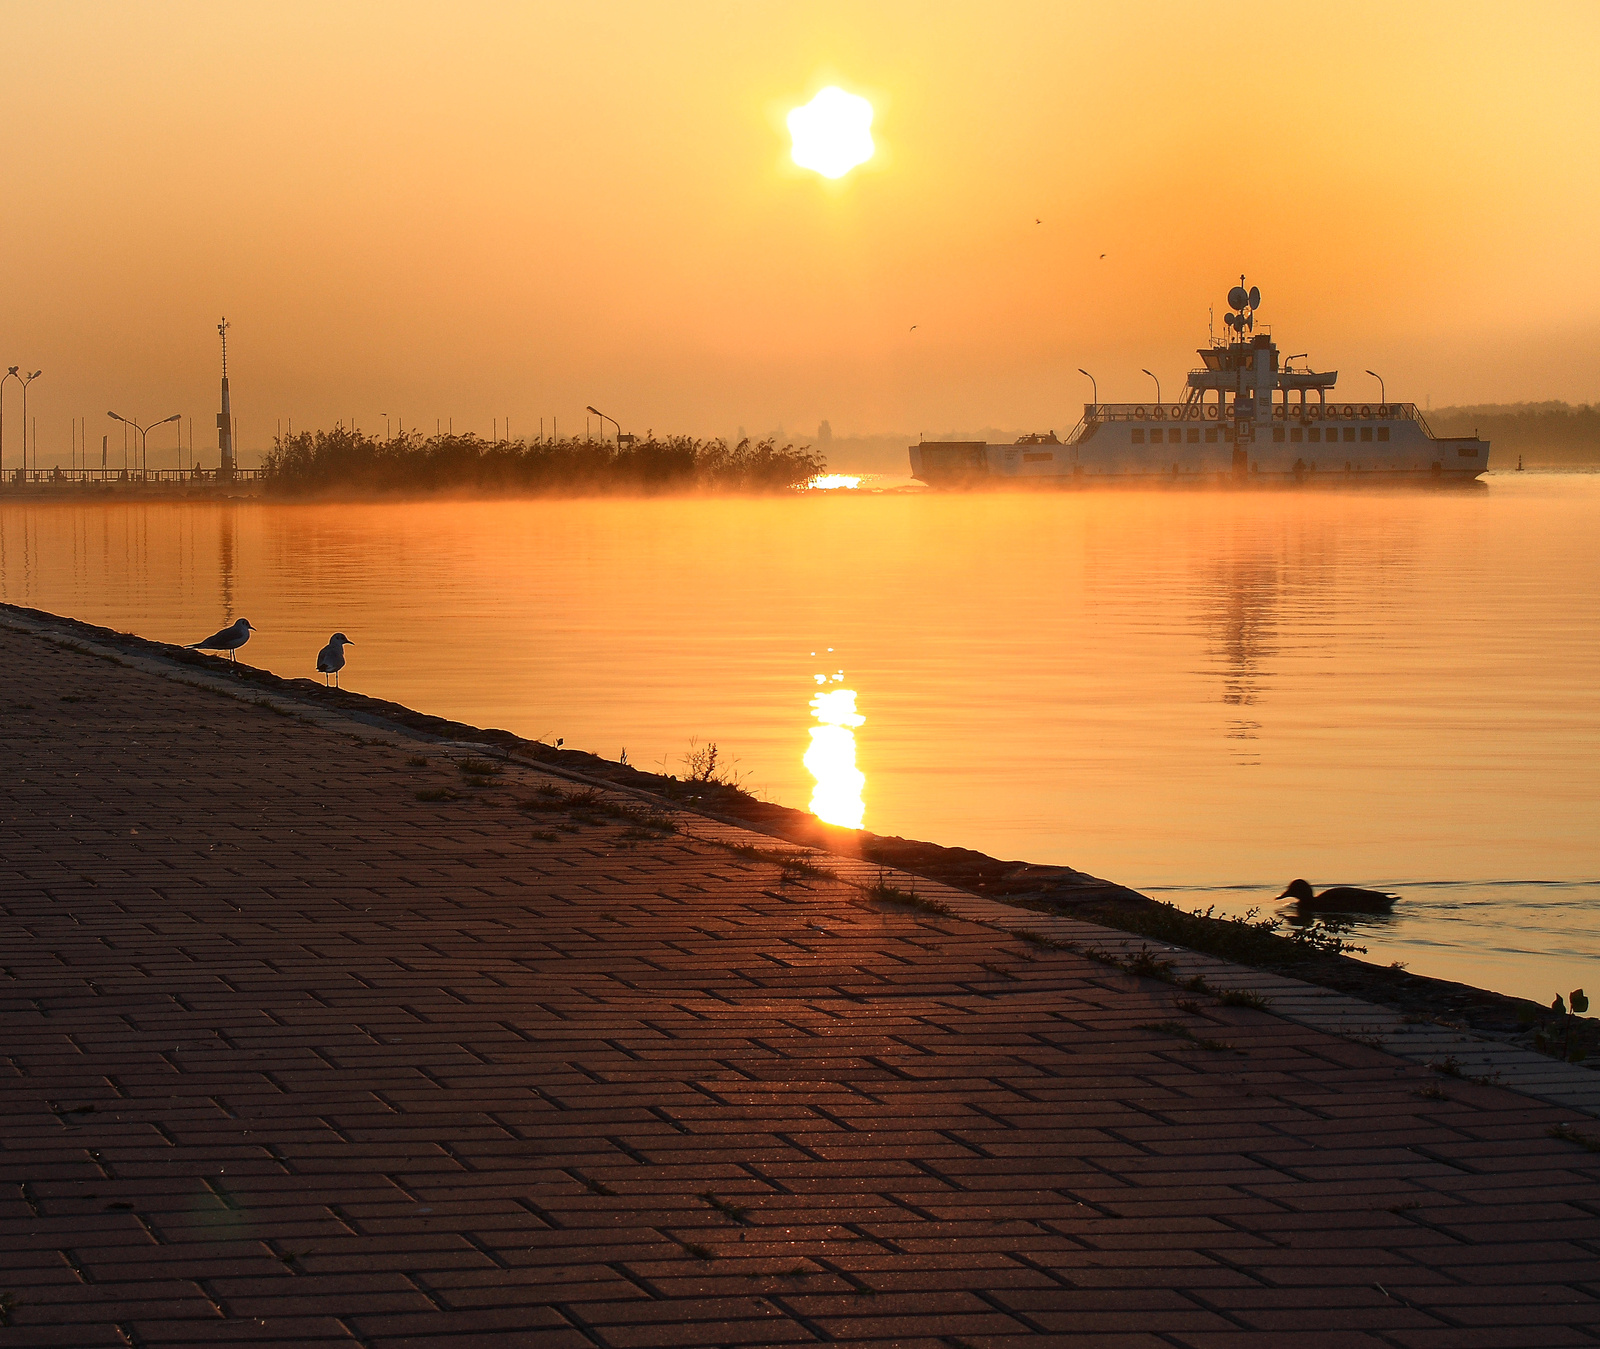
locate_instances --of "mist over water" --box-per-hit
[3,472,1595,1003]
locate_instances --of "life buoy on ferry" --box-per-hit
[1152,406,1165,420]
[1360,405,1371,418]
[1171,406,1184,420]
[1206,405,1218,419]
[1343,405,1354,418]
[1378,405,1389,418]
[1272,405,1285,419]
[1134,406,1146,419]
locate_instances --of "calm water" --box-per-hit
[3,474,1596,1004]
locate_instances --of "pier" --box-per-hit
[3,609,1599,1347]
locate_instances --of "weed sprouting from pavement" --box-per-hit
[1547,1123,1600,1152]
[514,789,676,833]
[866,870,953,917]
[1126,945,1177,981]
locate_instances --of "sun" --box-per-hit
[787,86,874,180]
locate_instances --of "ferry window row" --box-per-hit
[1273,427,1389,444]
[1132,428,1221,444]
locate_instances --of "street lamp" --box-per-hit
[1077,368,1098,411]
[18,371,41,478]
[1365,370,1385,404]
[108,411,180,477]
[1141,369,1162,405]
[586,405,622,446]
[0,367,20,479]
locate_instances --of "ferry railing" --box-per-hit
[1084,400,1431,425]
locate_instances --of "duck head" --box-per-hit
[1276,878,1315,902]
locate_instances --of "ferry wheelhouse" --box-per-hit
[910,280,1489,486]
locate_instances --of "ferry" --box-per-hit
[909,280,1489,486]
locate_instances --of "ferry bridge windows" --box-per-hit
[1204,428,1218,443]
[1377,427,1390,442]
[1360,427,1373,442]
[1169,428,1182,444]
[1132,429,1145,444]
[1343,427,1356,443]
[1272,427,1285,442]
[1290,427,1303,443]
[1308,428,1321,443]
[1187,428,1199,443]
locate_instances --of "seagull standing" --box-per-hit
[316,632,353,687]
[188,617,255,664]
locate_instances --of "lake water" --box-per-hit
[3,473,1596,1005]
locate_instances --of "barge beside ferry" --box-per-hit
[910,280,1489,486]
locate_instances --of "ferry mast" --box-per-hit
[217,318,235,481]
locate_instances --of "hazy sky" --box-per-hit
[4,1,1599,464]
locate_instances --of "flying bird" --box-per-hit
[1100,253,1106,259]
[1276,878,1399,914]
[188,617,255,664]
[1035,218,1041,224]
[316,632,353,687]
[909,324,918,331]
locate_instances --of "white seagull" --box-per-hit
[188,617,256,663]
[316,632,353,687]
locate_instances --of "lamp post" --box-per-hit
[1141,369,1162,405]
[586,405,622,446]
[1365,370,1385,404]
[18,371,41,478]
[108,411,180,477]
[1077,368,1098,413]
[0,367,20,480]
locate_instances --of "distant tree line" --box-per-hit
[1428,402,1600,464]
[260,428,828,495]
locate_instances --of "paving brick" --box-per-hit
[2,616,1600,1346]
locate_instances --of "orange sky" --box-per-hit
[3,1,1599,466]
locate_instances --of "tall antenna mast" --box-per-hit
[216,317,235,480]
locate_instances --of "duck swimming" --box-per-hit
[1276,878,1399,913]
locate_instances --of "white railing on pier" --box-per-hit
[3,467,265,487]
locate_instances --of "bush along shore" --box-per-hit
[261,427,827,495]
[8,599,1597,1071]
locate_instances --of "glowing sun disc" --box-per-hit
[787,86,874,180]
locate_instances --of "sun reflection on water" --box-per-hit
[808,474,862,490]
[805,684,866,828]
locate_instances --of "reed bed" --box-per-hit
[261,428,826,495]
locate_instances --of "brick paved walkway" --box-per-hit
[3,619,1599,1348]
